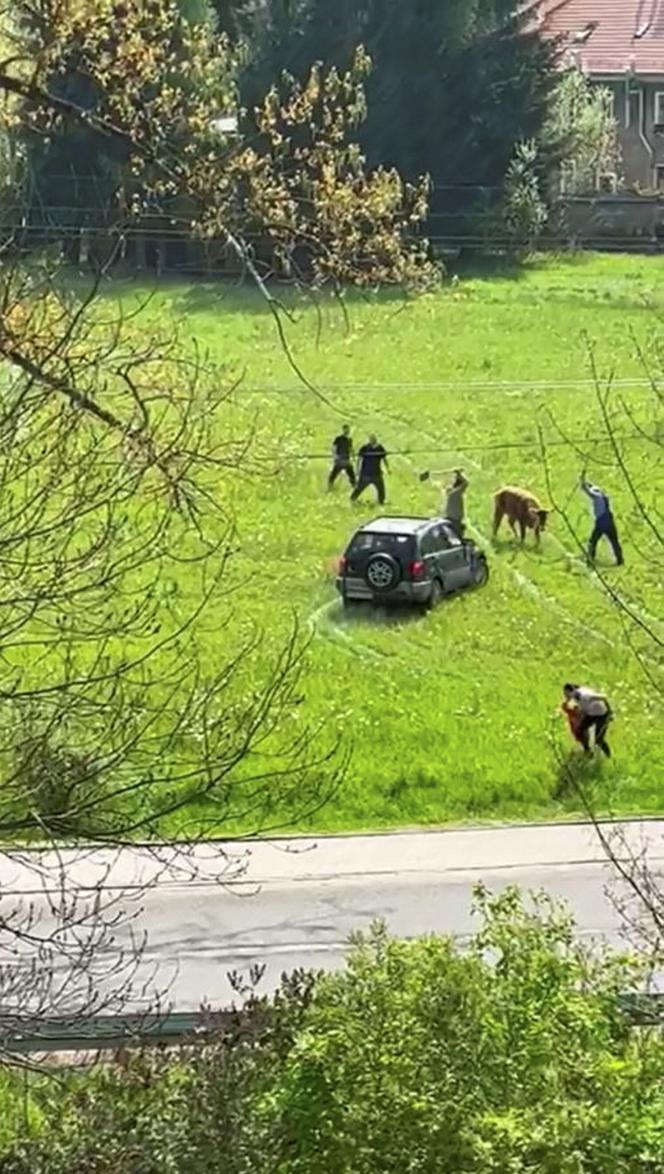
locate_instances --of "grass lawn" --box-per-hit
[97,252,663,833]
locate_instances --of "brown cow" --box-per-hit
[493,486,549,546]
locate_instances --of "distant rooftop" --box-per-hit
[528,0,664,75]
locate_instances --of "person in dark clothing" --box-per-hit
[562,683,613,758]
[350,434,389,505]
[443,469,468,537]
[580,476,624,566]
[328,424,356,489]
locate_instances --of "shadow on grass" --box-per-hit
[447,251,529,283]
[446,249,603,285]
[552,749,606,805]
[170,277,416,319]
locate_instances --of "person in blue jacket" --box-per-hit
[580,475,624,566]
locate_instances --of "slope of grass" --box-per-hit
[96,252,663,832]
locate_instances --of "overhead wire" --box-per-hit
[283,432,654,462]
[227,377,661,396]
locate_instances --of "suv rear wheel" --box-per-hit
[365,552,401,593]
[426,577,443,610]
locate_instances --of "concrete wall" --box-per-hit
[558,194,664,247]
[601,78,664,190]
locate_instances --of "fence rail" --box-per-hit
[0,1010,229,1056]
[1,993,662,1057]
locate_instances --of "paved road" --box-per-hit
[3,820,663,1011]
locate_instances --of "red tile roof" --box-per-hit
[529,0,664,76]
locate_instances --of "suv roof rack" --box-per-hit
[360,515,431,533]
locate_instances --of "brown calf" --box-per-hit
[493,486,549,546]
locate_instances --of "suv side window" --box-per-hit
[419,528,439,556]
[440,524,461,548]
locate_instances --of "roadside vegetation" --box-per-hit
[2,890,663,1173]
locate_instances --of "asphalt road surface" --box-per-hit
[3,820,663,1011]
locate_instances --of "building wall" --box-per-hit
[601,78,664,190]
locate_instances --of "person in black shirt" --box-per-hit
[350,434,389,504]
[328,424,356,489]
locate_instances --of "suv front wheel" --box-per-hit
[426,577,443,610]
[472,555,489,588]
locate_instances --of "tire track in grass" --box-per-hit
[307,598,391,663]
[309,404,645,666]
[393,418,618,651]
[543,527,664,642]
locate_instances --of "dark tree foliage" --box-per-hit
[227,0,560,245]
[17,0,560,248]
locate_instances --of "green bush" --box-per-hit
[4,892,664,1173]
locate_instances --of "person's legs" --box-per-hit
[595,714,612,757]
[328,461,341,489]
[374,473,386,505]
[577,714,594,753]
[344,462,357,488]
[588,521,602,562]
[605,514,624,566]
[350,474,369,502]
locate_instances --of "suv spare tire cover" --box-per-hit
[365,552,401,593]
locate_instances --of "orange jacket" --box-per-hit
[561,701,584,742]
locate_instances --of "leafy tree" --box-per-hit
[268,889,664,1174]
[543,69,623,195]
[2,0,435,286]
[231,0,560,246]
[3,891,664,1172]
[12,0,220,245]
[499,138,548,253]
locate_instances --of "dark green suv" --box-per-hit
[337,516,489,609]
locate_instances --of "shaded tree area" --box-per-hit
[2,0,435,281]
[224,0,561,247]
[5,0,623,254]
[2,890,663,1173]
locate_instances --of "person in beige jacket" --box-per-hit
[562,683,613,758]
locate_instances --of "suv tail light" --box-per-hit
[339,555,348,574]
[409,559,425,581]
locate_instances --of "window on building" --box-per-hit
[597,173,618,193]
[656,166,664,191]
[559,160,577,195]
[654,91,664,127]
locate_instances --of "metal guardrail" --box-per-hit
[1,994,662,1056]
[617,992,664,1027]
[0,1011,228,1055]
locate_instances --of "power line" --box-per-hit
[237,378,659,394]
[1,223,663,250]
[284,432,653,462]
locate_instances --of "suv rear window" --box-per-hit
[348,532,416,556]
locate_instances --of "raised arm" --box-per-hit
[580,477,602,500]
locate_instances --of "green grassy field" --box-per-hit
[104,252,664,832]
